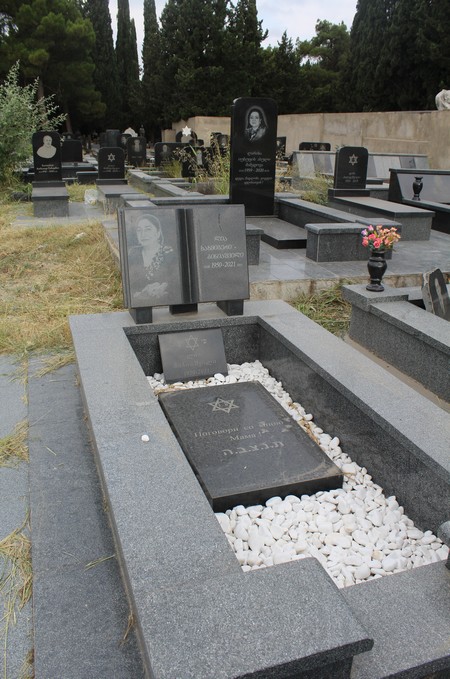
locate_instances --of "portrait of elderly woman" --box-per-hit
[127,213,174,305]
[244,107,268,143]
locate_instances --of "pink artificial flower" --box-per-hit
[373,238,382,248]
[368,233,376,241]
[362,237,369,246]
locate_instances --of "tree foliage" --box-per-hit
[1,0,104,131]
[116,0,141,129]
[141,0,162,140]
[83,0,121,129]
[0,61,66,183]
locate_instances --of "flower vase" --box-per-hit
[366,249,387,291]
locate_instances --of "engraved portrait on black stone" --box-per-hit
[244,106,268,143]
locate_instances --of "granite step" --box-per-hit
[248,215,307,249]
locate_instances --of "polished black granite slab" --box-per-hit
[159,381,343,511]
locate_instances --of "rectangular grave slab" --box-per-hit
[159,382,343,511]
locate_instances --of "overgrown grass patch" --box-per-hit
[291,283,353,336]
[0,221,123,355]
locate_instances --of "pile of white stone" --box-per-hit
[148,360,448,588]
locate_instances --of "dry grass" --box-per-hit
[0,420,28,467]
[292,282,353,336]
[0,516,32,679]
[0,221,123,355]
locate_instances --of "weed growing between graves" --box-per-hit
[299,172,333,205]
[0,221,123,355]
[292,283,352,337]
[0,420,28,467]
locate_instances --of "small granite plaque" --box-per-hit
[32,131,62,181]
[229,97,278,216]
[333,146,369,191]
[159,382,343,511]
[98,147,125,180]
[422,268,450,320]
[158,329,228,383]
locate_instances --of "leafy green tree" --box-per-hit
[297,20,350,112]
[1,0,105,132]
[83,0,122,128]
[115,0,141,130]
[259,33,304,113]
[159,0,229,124]
[0,61,66,184]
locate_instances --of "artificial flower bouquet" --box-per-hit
[361,225,401,251]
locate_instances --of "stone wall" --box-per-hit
[164,110,450,169]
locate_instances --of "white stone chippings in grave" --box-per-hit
[148,360,449,588]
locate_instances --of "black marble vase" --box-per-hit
[366,249,387,292]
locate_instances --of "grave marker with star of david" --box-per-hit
[97,146,125,180]
[158,328,228,383]
[159,382,343,511]
[332,146,369,195]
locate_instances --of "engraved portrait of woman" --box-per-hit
[244,107,268,143]
[128,213,173,304]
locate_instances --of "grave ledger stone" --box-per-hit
[229,97,278,216]
[32,131,62,182]
[118,205,249,319]
[159,382,343,511]
[330,146,369,197]
[158,328,228,383]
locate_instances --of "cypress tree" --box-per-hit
[226,0,267,99]
[116,0,141,130]
[159,0,229,124]
[83,0,122,128]
[345,0,397,111]
[141,0,161,140]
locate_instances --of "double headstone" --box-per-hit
[229,97,278,216]
[118,205,249,322]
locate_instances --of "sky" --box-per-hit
[109,0,358,57]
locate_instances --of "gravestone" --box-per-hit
[104,129,121,148]
[176,128,197,145]
[32,131,62,181]
[299,142,331,151]
[127,136,147,167]
[61,139,83,163]
[330,146,369,197]
[422,269,450,320]
[154,142,185,168]
[97,147,125,181]
[158,328,228,383]
[229,97,278,216]
[120,133,132,154]
[159,382,343,511]
[276,137,287,157]
[118,204,249,322]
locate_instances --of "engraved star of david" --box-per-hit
[349,154,358,165]
[208,397,239,413]
[185,334,199,351]
[107,153,115,162]
[182,125,192,137]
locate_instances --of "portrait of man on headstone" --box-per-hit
[37,134,57,159]
[244,106,268,143]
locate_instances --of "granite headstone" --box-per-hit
[105,129,121,148]
[229,97,278,216]
[127,136,147,167]
[299,142,331,151]
[61,139,83,163]
[97,147,125,180]
[154,142,185,168]
[333,146,369,193]
[158,328,228,383]
[32,131,62,181]
[159,382,343,511]
[422,269,450,320]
